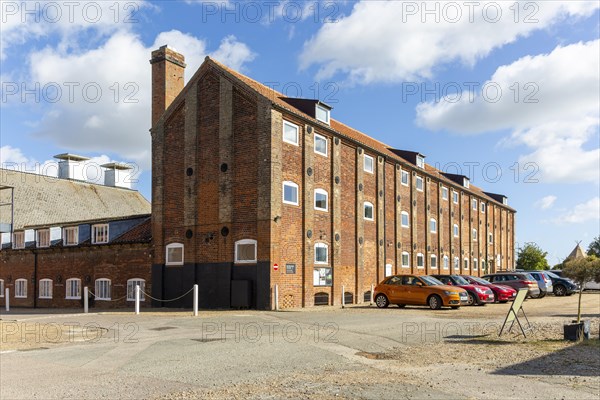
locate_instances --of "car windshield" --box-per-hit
[470,277,489,285]
[546,271,560,279]
[452,275,469,285]
[524,273,535,280]
[421,276,444,286]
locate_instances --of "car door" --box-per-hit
[385,276,403,303]
[400,276,419,304]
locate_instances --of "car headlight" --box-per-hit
[444,291,458,296]
[474,287,486,294]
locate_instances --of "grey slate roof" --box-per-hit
[0,168,151,231]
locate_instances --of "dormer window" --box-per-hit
[502,197,508,205]
[315,104,330,125]
[91,224,109,244]
[12,231,25,249]
[37,229,50,248]
[463,177,470,188]
[64,227,79,246]
[416,155,425,169]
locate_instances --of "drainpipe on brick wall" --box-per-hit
[33,250,38,308]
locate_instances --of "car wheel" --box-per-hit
[428,295,442,310]
[554,285,566,296]
[375,294,389,308]
[397,304,406,308]
[467,292,476,306]
[538,291,546,299]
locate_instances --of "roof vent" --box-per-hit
[102,163,133,189]
[54,154,90,180]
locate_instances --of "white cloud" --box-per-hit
[535,195,557,210]
[210,35,256,72]
[416,40,600,184]
[300,1,598,83]
[554,197,600,224]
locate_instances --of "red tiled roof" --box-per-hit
[112,218,152,244]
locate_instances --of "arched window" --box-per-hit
[95,279,111,300]
[401,211,409,227]
[127,279,146,301]
[443,256,449,270]
[39,279,53,299]
[65,278,81,299]
[166,243,184,265]
[430,218,437,233]
[283,181,299,205]
[314,243,329,264]
[453,257,460,270]
[472,229,478,241]
[473,258,479,271]
[15,279,27,298]
[364,202,374,221]
[463,258,470,270]
[235,239,257,263]
[314,189,328,212]
[417,253,424,269]
[453,224,459,237]
[430,255,437,269]
[401,252,410,268]
[0,279,4,297]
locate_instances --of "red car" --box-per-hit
[431,274,494,306]
[461,275,517,303]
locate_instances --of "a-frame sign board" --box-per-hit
[499,288,532,338]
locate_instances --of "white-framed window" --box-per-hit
[127,279,146,301]
[453,191,459,204]
[401,170,409,186]
[488,233,493,244]
[416,176,423,191]
[364,154,374,173]
[443,255,449,270]
[0,279,4,297]
[463,178,470,188]
[401,211,409,228]
[385,263,393,277]
[65,278,81,299]
[39,279,53,299]
[91,224,109,244]
[481,202,486,213]
[64,226,79,246]
[430,218,437,233]
[453,224,459,238]
[502,197,508,205]
[313,267,332,286]
[441,186,448,200]
[314,189,328,212]
[472,228,478,241]
[453,257,459,270]
[416,155,425,169]
[95,279,111,300]
[364,202,374,221]
[401,252,410,268]
[37,229,50,248]
[235,239,257,263]
[463,258,469,270]
[315,243,328,264]
[166,243,184,266]
[416,253,424,269]
[283,120,299,145]
[15,279,27,298]
[472,199,477,210]
[314,133,328,156]
[315,104,330,124]
[12,231,25,249]
[283,181,299,206]
[473,258,478,271]
[430,254,437,269]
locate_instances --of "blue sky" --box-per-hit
[1,0,599,264]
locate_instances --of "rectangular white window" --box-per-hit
[401,211,409,228]
[481,202,486,213]
[315,243,328,264]
[416,155,425,169]
[92,224,109,244]
[430,255,437,269]
[364,202,374,221]
[314,189,328,212]
[472,229,478,241]
[441,186,448,200]
[235,239,257,263]
[416,176,423,191]
[64,227,79,246]
[463,178,470,188]
[12,232,25,249]
[313,267,332,286]
[453,224,459,238]
[314,133,328,156]
[15,279,27,298]
[66,279,81,299]
[401,170,409,186]
[0,279,4,297]
[453,191,459,204]
[472,199,477,210]
[39,279,52,299]
[127,279,146,301]
[37,229,50,248]
[283,121,299,145]
[401,252,410,268]
[430,218,437,233]
[417,253,424,269]
[283,181,299,205]
[443,256,449,270]
[95,279,111,300]
[364,154,374,173]
[315,104,330,124]
[166,243,184,265]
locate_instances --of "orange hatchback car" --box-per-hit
[374,275,468,310]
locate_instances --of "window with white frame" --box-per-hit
[313,267,332,286]
[401,170,409,186]
[283,181,299,205]
[463,178,470,188]
[315,104,330,124]
[166,243,184,265]
[453,257,459,270]
[488,233,493,244]
[15,279,27,298]
[453,191,459,204]
[473,258,478,271]
[472,199,477,210]
[463,258,469,270]
[314,243,328,264]
[416,253,424,269]
[401,211,409,227]
[65,278,81,299]
[127,279,146,301]
[314,189,328,212]
[481,202,486,213]
[385,264,393,277]
[64,226,79,246]
[39,279,52,299]
[416,176,423,191]
[453,224,459,238]
[0,279,4,297]
[283,120,299,145]
[12,231,25,249]
[95,279,111,300]
[416,155,425,169]
[441,186,448,200]
[402,252,410,268]
[364,154,374,173]
[430,218,437,233]
[314,133,328,156]
[235,239,257,263]
[364,202,374,221]
[502,197,508,205]
[91,224,109,244]
[37,229,50,248]
[443,255,449,270]
[472,228,478,241]
[430,254,437,269]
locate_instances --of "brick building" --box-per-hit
[0,165,152,309]
[150,46,516,310]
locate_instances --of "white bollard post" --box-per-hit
[5,288,9,312]
[84,286,88,313]
[370,284,374,305]
[274,284,279,311]
[342,285,345,309]
[193,284,198,317]
[135,285,140,315]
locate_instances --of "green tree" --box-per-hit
[587,237,600,258]
[516,242,549,270]
[563,255,600,324]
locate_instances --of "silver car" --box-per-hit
[526,271,554,298]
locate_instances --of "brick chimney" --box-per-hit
[150,45,186,127]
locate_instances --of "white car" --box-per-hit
[584,280,600,290]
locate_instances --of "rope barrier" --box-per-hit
[141,286,195,303]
